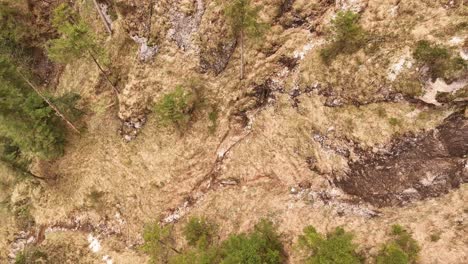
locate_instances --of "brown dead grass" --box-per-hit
[2,0,467,263]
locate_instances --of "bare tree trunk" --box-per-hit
[240,29,244,80]
[158,239,181,254]
[147,0,155,38]
[92,0,112,35]
[17,72,80,134]
[88,52,120,96]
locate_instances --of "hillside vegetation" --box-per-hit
[0,0,467,263]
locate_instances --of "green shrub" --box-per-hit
[376,243,409,264]
[208,106,219,134]
[14,246,48,264]
[320,11,367,64]
[47,4,106,65]
[0,2,40,68]
[141,222,177,264]
[169,247,222,264]
[391,225,405,235]
[14,201,35,229]
[141,218,284,264]
[0,137,30,172]
[154,86,197,129]
[429,233,440,242]
[388,118,402,127]
[0,56,80,160]
[394,76,423,97]
[413,40,466,81]
[183,217,217,248]
[220,219,285,264]
[376,225,420,264]
[299,225,363,264]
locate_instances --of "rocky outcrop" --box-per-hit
[335,111,468,207]
[198,4,237,74]
[168,0,205,51]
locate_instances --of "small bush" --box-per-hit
[376,243,409,264]
[429,233,440,242]
[154,86,197,129]
[377,225,420,264]
[391,225,405,235]
[14,201,35,229]
[167,218,284,264]
[376,106,387,118]
[169,247,222,264]
[299,225,363,264]
[395,76,423,97]
[413,40,466,81]
[388,118,402,127]
[183,217,217,248]
[208,106,219,134]
[141,222,176,264]
[0,137,30,172]
[220,219,285,264]
[320,11,367,64]
[15,246,47,264]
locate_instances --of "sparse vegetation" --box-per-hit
[14,246,48,264]
[388,117,402,127]
[154,86,197,129]
[13,201,35,229]
[376,225,420,264]
[413,40,466,81]
[429,232,441,242]
[376,106,387,118]
[208,106,219,133]
[320,11,367,64]
[183,216,217,248]
[0,137,30,172]
[394,74,424,97]
[299,225,363,264]
[0,2,45,70]
[142,222,178,264]
[47,3,117,93]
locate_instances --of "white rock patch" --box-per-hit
[103,255,113,264]
[131,35,158,62]
[460,50,468,60]
[337,0,365,12]
[87,234,101,253]
[387,52,413,81]
[449,36,464,46]
[419,78,467,105]
[293,39,324,60]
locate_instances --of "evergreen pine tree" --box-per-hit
[224,0,268,80]
[47,4,118,94]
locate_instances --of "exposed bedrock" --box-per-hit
[335,111,468,207]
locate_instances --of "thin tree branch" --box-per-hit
[88,51,120,96]
[17,71,81,134]
[92,0,112,35]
